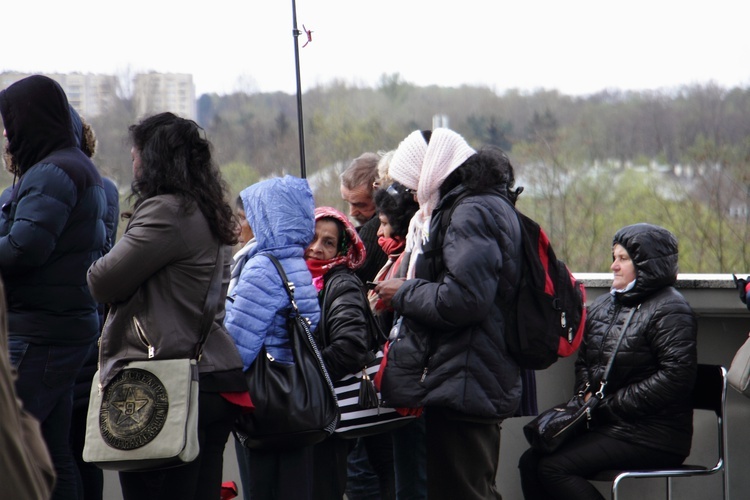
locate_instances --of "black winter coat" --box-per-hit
[390,186,523,420]
[0,76,107,344]
[575,224,697,457]
[318,266,372,381]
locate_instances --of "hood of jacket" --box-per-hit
[613,223,679,305]
[69,105,83,150]
[241,175,315,252]
[0,75,76,174]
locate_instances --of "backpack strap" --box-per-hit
[422,188,511,279]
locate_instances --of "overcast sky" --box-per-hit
[3,0,748,96]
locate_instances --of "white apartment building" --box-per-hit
[133,72,196,120]
[0,72,118,119]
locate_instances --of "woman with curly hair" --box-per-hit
[88,112,250,500]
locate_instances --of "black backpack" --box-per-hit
[432,190,586,370]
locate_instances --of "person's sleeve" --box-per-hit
[225,259,278,370]
[392,201,504,332]
[87,198,183,304]
[321,280,371,380]
[0,165,76,273]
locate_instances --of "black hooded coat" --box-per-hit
[0,75,106,343]
[575,223,698,457]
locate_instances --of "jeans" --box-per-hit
[345,438,381,500]
[9,338,92,500]
[391,417,427,500]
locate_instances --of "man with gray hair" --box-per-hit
[339,153,393,499]
[340,152,387,284]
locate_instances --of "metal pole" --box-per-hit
[291,0,306,178]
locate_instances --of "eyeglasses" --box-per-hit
[386,184,414,197]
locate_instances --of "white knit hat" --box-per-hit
[388,130,428,191]
[417,128,475,216]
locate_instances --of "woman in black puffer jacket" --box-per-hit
[305,206,390,500]
[519,223,698,500]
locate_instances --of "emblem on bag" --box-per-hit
[99,368,169,450]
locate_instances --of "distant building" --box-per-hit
[0,71,118,118]
[133,72,196,120]
[432,114,449,129]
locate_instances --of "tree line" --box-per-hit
[13,74,748,273]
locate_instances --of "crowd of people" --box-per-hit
[0,74,747,500]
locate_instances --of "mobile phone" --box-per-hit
[365,281,378,290]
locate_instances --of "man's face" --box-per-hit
[340,183,376,225]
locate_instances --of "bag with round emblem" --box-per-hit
[82,358,199,471]
[83,246,225,471]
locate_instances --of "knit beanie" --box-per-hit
[389,130,428,191]
[418,128,475,216]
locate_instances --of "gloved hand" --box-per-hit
[734,274,750,305]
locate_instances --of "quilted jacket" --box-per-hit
[225,176,321,369]
[575,223,697,457]
[389,185,523,419]
[0,75,106,344]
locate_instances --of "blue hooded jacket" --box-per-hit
[225,176,321,369]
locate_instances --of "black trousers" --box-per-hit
[119,392,241,500]
[313,435,352,500]
[425,408,503,500]
[518,431,687,500]
[243,443,314,500]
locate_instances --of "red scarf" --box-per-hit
[306,258,342,292]
[378,235,405,256]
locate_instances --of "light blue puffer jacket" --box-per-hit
[225,175,320,369]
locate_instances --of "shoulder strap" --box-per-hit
[595,304,639,398]
[262,253,301,314]
[195,245,225,360]
[318,273,340,348]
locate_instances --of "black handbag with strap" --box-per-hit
[523,305,638,454]
[235,254,339,450]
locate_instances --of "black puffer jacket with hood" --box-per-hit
[390,185,523,420]
[0,75,106,343]
[575,223,697,457]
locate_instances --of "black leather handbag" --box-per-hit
[235,254,339,450]
[523,306,638,454]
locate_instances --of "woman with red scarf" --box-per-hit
[369,182,420,333]
[370,182,425,500]
[305,206,375,499]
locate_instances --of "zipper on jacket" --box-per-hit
[97,311,115,395]
[420,344,437,384]
[132,317,155,358]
